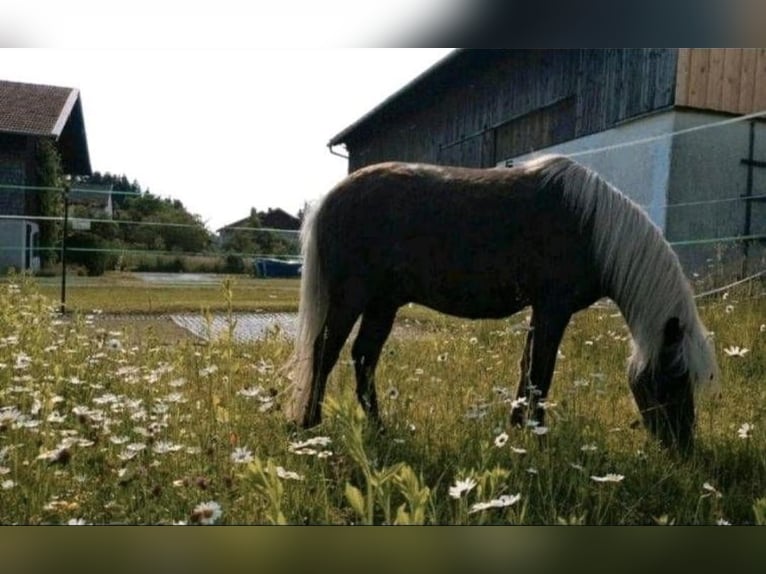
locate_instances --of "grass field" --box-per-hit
[1,273,766,524]
[34,273,301,314]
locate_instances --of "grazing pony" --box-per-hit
[286,155,718,450]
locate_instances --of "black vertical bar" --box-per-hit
[60,185,69,314]
[743,121,755,276]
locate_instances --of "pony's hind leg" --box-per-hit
[304,301,363,427]
[351,302,397,425]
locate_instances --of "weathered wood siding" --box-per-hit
[675,48,766,114]
[342,49,679,171]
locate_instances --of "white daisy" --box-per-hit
[230,446,254,464]
[468,493,521,514]
[191,501,222,525]
[590,473,625,483]
[449,477,477,499]
[494,432,509,448]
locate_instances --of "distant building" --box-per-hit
[0,79,92,272]
[329,49,766,274]
[217,208,300,244]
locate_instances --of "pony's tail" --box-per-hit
[284,200,328,425]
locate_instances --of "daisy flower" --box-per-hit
[275,466,304,481]
[737,422,754,439]
[590,473,625,483]
[190,501,222,525]
[468,493,521,514]
[449,477,477,499]
[230,446,254,464]
[723,346,749,358]
[494,432,509,448]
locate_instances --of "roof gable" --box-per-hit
[0,79,92,175]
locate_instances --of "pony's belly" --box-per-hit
[409,278,529,320]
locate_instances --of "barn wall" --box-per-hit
[345,49,679,172]
[675,49,766,115]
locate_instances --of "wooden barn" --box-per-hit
[329,49,766,274]
[0,79,92,273]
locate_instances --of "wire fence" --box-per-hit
[2,107,766,308]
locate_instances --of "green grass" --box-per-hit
[1,275,766,524]
[30,273,301,314]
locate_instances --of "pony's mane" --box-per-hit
[523,155,719,393]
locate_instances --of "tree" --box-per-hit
[35,138,64,267]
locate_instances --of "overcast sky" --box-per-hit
[2,48,452,230]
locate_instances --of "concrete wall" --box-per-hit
[501,109,766,277]
[666,111,766,275]
[0,220,40,273]
[502,111,675,231]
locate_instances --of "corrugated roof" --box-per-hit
[0,79,79,137]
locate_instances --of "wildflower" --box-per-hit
[385,386,399,400]
[275,466,304,481]
[46,411,66,424]
[436,353,448,363]
[67,518,87,526]
[14,353,31,370]
[198,365,219,377]
[153,441,183,454]
[37,445,71,465]
[531,425,549,436]
[2,480,15,490]
[0,406,22,430]
[469,337,478,345]
[230,446,254,464]
[702,482,722,499]
[526,467,539,475]
[723,346,749,358]
[164,392,186,404]
[737,422,754,439]
[237,386,263,398]
[494,432,509,448]
[190,501,222,525]
[289,436,332,457]
[510,446,527,455]
[760,324,765,333]
[106,339,123,351]
[716,518,731,526]
[725,305,734,314]
[109,435,130,445]
[581,444,598,453]
[590,473,625,483]
[449,477,477,499]
[468,493,521,514]
[510,397,528,410]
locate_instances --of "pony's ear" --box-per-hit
[663,317,683,347]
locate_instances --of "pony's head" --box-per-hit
[629,317,696,452]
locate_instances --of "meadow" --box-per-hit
[1,274,766,524]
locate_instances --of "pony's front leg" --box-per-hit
[511,305,571,428]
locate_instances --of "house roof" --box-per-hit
[0,79,92,175]
[217,208,300,233]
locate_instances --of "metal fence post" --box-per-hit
[60,184,70,314]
